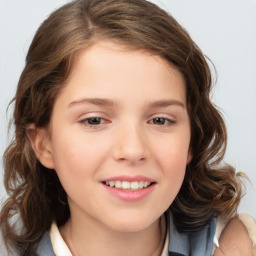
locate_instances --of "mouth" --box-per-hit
[101,176,156,201]
[102,180,155,191]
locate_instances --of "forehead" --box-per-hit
[57,41,186,107]
[69,40,183,79]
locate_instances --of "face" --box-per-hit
[39,41,191,233]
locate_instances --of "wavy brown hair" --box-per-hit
[0,0,245,254]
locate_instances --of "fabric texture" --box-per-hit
[36,233,55,256]
[168,213,216,256]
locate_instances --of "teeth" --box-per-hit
[105,181,152,190]
[143,181,150,188]
[131,181,138,190]
[122,181,130,190]
[138,181,144,189]
[109,181,115,187]
[115,181,122,189]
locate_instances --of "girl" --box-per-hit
[1,0,255,255]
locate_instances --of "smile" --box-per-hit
[101,176,156,201]
[103,181,153,190]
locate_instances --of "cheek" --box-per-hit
[157,135,190,168]
[50,140,100,200]
[161,151,187,183]
[50,132,111,194]
[51,138,91,180]
[154,135,190,190]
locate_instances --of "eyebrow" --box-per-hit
[148,99,185,109]
[68,98,114,108]
[68,98,185,109]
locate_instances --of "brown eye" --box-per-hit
[148,117,176,126]
[152,117,167,125]
[80,117,106,126]
[86,117,103,125]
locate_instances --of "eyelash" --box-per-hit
[148,117,175,126]
[79,116,175,128]
[79,117,109,127]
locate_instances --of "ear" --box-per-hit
[186,149,193,164]
[27,124,55,169]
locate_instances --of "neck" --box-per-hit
[60,213,166,256]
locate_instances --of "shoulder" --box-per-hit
[214,214,256,256]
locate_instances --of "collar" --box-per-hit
[168,213,216,256]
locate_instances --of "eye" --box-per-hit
[79,117,108,126]
[149,117,175,126]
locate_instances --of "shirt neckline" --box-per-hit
[49,220,170,256]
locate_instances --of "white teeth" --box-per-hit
[131,181,139,190]
[122,181,131,190]
[138,181,144,189]
[109,181,115,187]
[104,180,152,190]
[115,181,122,189]
[143,181,150,188]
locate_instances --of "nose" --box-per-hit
[112,123,148,164]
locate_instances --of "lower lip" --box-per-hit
[102,183,155,202]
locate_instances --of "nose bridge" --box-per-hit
[113,119,148,163]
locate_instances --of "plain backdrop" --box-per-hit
[0,0,255,220]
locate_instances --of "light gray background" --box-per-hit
[0,0,255,219]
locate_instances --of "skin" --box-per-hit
[28,41,192,255]
[214,218,253,256]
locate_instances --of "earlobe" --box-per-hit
[186,149,193,164]
[26,124,55,169]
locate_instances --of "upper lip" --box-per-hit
[102,175,155,183]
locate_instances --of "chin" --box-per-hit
[102,214,161,233]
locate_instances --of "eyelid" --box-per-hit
[148,117,175,124]
[78,111,109,120]
[78,112,111,127]
[149,113,176,121]
[79,117,108,124]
